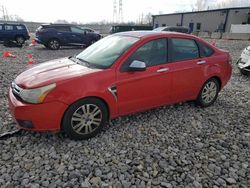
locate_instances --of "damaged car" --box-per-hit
[237,46,250,75]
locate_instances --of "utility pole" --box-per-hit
[118,0,123,23]
[113,0,117,23]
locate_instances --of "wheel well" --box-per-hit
[47,38,60,44]
[60,96,110,130]
[87,96,110,120]
[210,76,222,90]
[15,35,24,40]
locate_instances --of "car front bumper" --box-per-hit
[237,58,250,74]
[34,37,43,44]
[8,88,67,132]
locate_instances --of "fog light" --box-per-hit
[17,120,34,129]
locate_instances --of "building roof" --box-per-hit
[152,6,250,17]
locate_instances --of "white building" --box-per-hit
[152,7,250,33]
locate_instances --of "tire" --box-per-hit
[87,39,97,47]
[62,98,108,140]
[240,69,249,76]
[196,78,220,107]
[47,39,60,50]
[15,36,25,45]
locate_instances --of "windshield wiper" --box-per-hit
[69,56,91,67]
[76,57,92,67]
[69,56,102,69]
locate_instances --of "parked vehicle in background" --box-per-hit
[35,24,101,50]
[9,31,232,140]
[237,46,250,75]
[0,23,30,45]
[110,25,153,34]
[80,26,100,34]
[153,26,191,34]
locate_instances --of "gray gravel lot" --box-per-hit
[0,40,249,188]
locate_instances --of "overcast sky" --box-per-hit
[0,0,248,23]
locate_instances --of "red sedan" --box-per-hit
[8,31,232,140]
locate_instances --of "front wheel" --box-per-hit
[196,78,220,107]
[62,98,108,140]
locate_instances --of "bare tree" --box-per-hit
[144,13,153,25]
[9,15,24,21]
[54,19,69,24]
[211,0,250,9]
[192,0,208,11]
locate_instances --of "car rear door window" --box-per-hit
[56,26,71,32]
[5,25,13,30]
[170,38,199,61]
[0,25,2,30]
[16,25,24,30]
[122,38,167,71]
[198,42,214,57]
[71,27,84,33]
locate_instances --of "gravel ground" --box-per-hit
[0,40,249,188]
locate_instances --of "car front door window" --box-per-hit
[122,38,167,71]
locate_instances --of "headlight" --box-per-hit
[20,83,56,104]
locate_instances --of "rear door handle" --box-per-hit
[157,68,169,73]
[197,60,206,65]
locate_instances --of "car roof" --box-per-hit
[41,23,76,27]
[115,30,194,39]
[0,23,25,26]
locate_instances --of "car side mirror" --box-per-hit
[84,31,87,35]
[128,60,146,72]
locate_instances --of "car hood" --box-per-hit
[15,57,100,88]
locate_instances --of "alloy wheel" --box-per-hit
[49,40,60,50]
[71,104,102,135]
[201,81,217,104]
[16,37,24,45]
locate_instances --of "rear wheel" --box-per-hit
[15,36,25,45]
[196,78,220,107]
[87,39,97,47]
[47,39,60,50]
[62,98,108,140]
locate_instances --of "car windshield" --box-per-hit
[76,35,139,69]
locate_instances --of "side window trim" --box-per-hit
[168,37,201,63]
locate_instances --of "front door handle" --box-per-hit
[197,60,206,65]
[157,68,169,73]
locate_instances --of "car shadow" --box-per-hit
[8,101,198,142]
